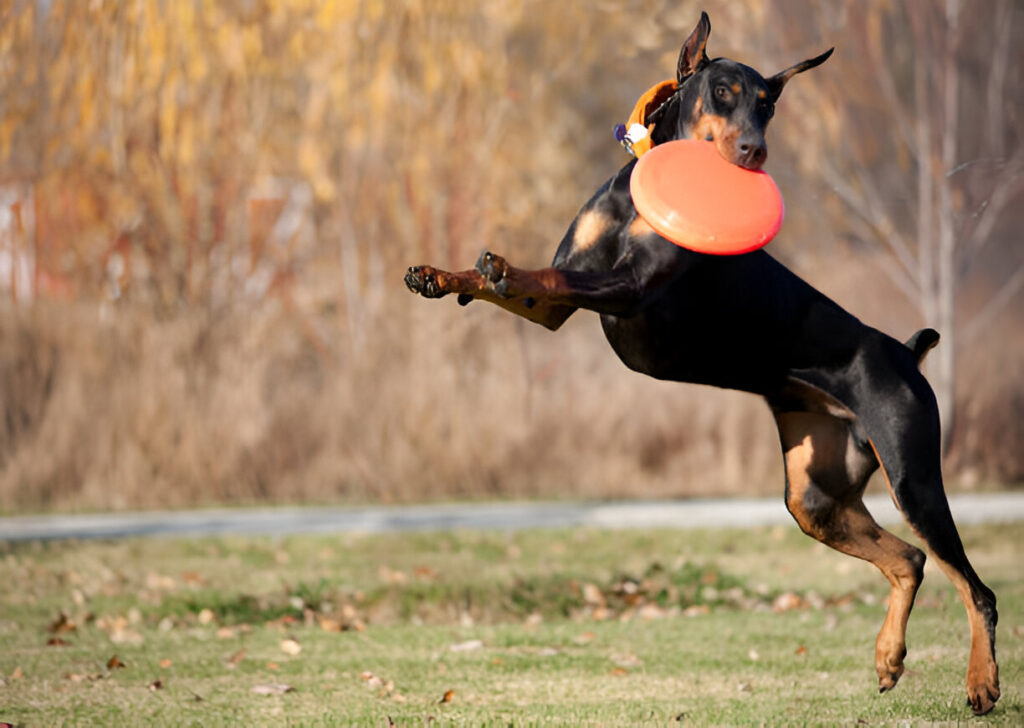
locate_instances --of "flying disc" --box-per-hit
[630,140,784,255]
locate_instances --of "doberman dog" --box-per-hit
[404,12,999,715]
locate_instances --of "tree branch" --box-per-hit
[960,265,1024,348]
[821,159,920,288]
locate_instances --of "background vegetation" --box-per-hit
[1,0,1021,512]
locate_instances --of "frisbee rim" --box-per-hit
[630,140,785,255]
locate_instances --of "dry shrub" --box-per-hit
[0,294,784,512]
[1,1,1020,512]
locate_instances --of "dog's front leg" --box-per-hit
[405,252,577,330]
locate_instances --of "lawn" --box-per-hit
[1,522,1022,725]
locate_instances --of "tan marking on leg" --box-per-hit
[867,438,1000,714]
[778,413,922,693]
[572,209,613,253]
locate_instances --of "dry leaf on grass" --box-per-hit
[772,592,805,612]
[65,672,103,683]
[47,612,76,634]
[46,637,70,647]
[148,679,163,691]
[251,683,295,696]
[438,689,455,704]
[413,565,437,580]
[280,637,302,656]
[106,655,126,670]
[449,639,483,653]
[159,658,173,668]
[226,647,246,668]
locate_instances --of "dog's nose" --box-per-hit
[737,138,767,170]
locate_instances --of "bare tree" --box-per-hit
[782,0,1024,450]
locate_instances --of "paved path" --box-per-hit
[2,492,1022,542]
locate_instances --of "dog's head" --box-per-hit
[652,12,832,170]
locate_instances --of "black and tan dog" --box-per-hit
[404,12,999,715]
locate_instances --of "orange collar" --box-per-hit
[616,79,677,158]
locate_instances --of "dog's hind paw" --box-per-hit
[966,664,1000,715]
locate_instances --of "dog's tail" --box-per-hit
[905,328,940,367]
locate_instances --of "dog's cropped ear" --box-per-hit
[677,12,711,82]
[765,48,834,101]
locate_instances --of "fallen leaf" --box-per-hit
[318,616,343,633]
[197,608,216,625]
[610,666,629,676]
[11,667,24,680]
[612,653,642,668]
[378,566,407,584]
[582,583,605,606]
[66,672,103,683]
[737,682,751,692]
[251,683,294,696]
[439,689,455,704]
[413,565,437,580]
[772,592,804,613]
[795,645,808,656]
[145,573,177,591]
[266,662,280,670]
[280,637,302,656]
[216,626,236,639]
[46,637,70,647]
[107,655,126,670]
[449,639,483,653]
[573,632,596,645]
[181,571,205,586]
[360,671,384,688]
[148,679,163,691]
[227,647,246,665]
[159,658,173,668]
[637,603,666,620]
[48,612,76,634]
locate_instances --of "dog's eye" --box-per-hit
[714,85,731,101]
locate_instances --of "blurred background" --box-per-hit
[0,0,1021,513]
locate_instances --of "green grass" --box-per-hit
[1,523,1022,726]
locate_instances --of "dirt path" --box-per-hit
[2,492,1022,542]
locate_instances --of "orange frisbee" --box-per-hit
[630,140,784,255]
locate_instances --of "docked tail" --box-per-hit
[905,328,940,367]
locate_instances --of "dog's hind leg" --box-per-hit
[857,370,999,715]
[773,407,926,695]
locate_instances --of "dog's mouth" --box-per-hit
[702,134,767,171]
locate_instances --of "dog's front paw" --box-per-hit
[404,265,450,299]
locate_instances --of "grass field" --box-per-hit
[1,522,1022,725]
